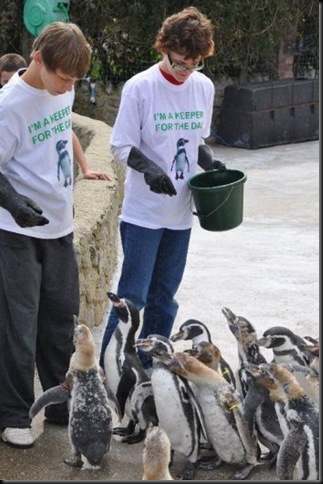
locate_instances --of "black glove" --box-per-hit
[0,173,49,227]
[198,144,226,172]
[127,147,177,196]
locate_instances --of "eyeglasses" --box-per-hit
[167,53,204,72]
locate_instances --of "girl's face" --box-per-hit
[161,51,204,82]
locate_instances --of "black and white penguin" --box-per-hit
[258,326,319,403]
[30,322,113,468]
[56,139,72,187]
[170,319,236,388]
[142,424,174,480]
[164,350,260,480]
[135,334,205,480]
[102,292,157,444]
[244,362,319,480]
[222,307,283,463]
[257,326,315,367]
[171,138,189,180]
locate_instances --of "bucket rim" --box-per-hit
[188,168,247,191]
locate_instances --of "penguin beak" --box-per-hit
[170,330,184,342]
[107,292,125,307]
[257,336,270,347]
[134,339,152,350]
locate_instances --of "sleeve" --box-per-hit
[109,82,143,166]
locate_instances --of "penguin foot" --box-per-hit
[122,428,146,444]
[260,449,278,468]
[64,455,84,467]
[230,463,255,480]
[178,461,195,480]
[197,455,222,470]
[112,426,132,436]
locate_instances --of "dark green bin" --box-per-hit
[188,169,247,231]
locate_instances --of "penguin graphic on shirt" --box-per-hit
[56,139,72,187]
[171,138,189,179]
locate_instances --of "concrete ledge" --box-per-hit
[72,112,124,327]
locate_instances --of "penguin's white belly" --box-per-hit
[255,406,282,445]
[104,336,124,396]
[151,369,195,457]
[197,388,245,463]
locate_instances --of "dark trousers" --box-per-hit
[0,230,79,428]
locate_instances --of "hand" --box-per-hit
[127,146,177,196]
[82,169,113,181]
[212,159,227,171]
[12,195,49,227]
[144,171,177,196]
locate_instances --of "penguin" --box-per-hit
[304,336,319,372]
[102,292,157,444]
[30,321,113,468]
[134,334,206,480]
[163,350,260,480]
[279,362,319,404]
[171,138,189,179]
[257,326,315,367]
[258,326,319,403]
[170,319,236,388]
[222,307,283,463]
[142,424,174,480]
[276,409,309,480]
[244,362,319,480]
[56,139,72,187]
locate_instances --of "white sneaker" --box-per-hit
[2,427,34,448]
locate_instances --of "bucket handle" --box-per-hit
[190,186,234,219]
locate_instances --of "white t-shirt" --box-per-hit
[0,71,74,238]
[111,63,215,230]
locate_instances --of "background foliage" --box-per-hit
[0,0,319,84]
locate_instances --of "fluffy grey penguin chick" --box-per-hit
[30,320,113,468]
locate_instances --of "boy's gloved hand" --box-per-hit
[0,173,49,227]
[127,147,177,196]
[198,144,226,172]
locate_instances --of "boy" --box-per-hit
[0,22,92,448]
[0,53,27,87]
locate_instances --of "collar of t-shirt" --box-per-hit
[159,67,183,85]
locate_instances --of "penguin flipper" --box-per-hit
[105,384,122,421]
[130,381,158,429]
[29,384,70,419]
[179,375,208,441]
[116,371,136,418]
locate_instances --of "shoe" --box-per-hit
[2,427,34,448]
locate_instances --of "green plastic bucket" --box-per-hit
[188,169,247,231]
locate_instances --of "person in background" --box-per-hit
[0,53,27,87]
[0,21,109,450]
[100,6,225,370]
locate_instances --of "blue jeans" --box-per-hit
[100,221,191,369]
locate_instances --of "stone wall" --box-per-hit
[72,112,125,327]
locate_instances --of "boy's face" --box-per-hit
[40,66,79,96]
[0,70,16,87]
[29,51,80,95]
